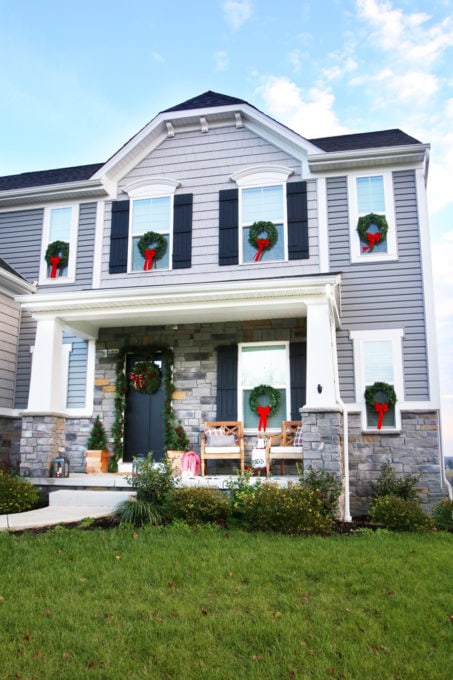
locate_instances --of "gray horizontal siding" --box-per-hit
[14,311,35,409]
[102,125,319,287]
[0,293,20,408]
[64,334,88,408]
[328,170,429,402]
[0,209,43,282]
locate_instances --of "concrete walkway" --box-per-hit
[0,489,135,532]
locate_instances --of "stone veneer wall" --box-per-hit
[347,409,446,516]
[0,416,22,471]
[20,415,66,477]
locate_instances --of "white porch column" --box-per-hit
[304,300,339,409]
[27,316,65,413]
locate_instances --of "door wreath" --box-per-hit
[45,240,70,278]
[137,231,168,270]
[364,381,397,430]
[248,221,278,261]
[357,213,388,253]
[249,384,281,431]
[129,360,162,394]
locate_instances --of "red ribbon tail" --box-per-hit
[49,256,61,278]
[253,238,269,261]
[143,249,156,271]
[374,401,389,430]
[257,405,271,431]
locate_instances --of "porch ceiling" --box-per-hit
[17,275,341,338]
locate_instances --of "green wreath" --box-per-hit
[357,213,388,252]
[129,360,162,394]
[45,240,70,267]
[137,231,168,265]
[249,384,281,415]
[248,221,278,260]
[364,381,397,408]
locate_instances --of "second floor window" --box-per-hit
[241,185,285,263]
[130,196,171,271]
[40,205,77,283]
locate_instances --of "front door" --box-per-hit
[123,354,165,462]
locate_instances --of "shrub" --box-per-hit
[432,498,453,531]
[370,462,419,501]
[0,471,39,514]
[116,497,165,527]
[87,415,108,450]
[128,453,176,505]
[225,468,262,520]
[299,467,342,517]
[241,482,333,536]
[166,487,231,525]
[369,495,433,532]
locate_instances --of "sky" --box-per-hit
[1,0,452,458]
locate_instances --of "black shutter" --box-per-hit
[219,188,239,266]
[287,181,309,260]
[290,342,306,420]
[216,345,238,420]
[109,200,129,274]
[172,193,193,269]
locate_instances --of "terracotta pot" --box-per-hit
[85,449,109,473]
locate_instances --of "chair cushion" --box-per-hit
[205,446,241,454]
[294,426,303,447]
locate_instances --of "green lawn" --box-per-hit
[0,525,451,679]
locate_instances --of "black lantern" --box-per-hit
[132,454,146,479]
[51,455,70,478]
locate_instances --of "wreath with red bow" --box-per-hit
[137,231,167,271]
[249,384,281,431]
[45,240,70,278]
[364,381,397,430]
[357,213,388,253]
[129,360,162,394]
[248,221,278,261]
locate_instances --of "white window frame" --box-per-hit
[124,178,180,274]
[39,204,79,284]
[238,340,291,433]
[231,165,294,265]
[348,171,397,263]
[350,328,404,431]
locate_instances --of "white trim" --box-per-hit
[231,165,294,187]
[348,171,397,263]
[38,203,79,285]
[350,328,404,431]
[92,200,105,289]
[124,177,180,198]
[316,177,329,272]
[62,342,72,408]
[415,168,441,408]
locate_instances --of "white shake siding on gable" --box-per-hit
[329,170,430,403]
[0,292,21,409]
[101,125,320,288]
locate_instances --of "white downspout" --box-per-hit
[329,296,352,522]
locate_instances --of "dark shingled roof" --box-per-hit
[0,92,424,193]
[0,163,103,192]
[0,256,26,280]
[309,129,421,152]
[162,90,251,112]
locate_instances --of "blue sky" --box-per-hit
[1,0,452,455]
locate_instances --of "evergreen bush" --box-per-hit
[0,471,39,514]
[166,487,231,525]
[370,462,419,501]
[87,416,108,450]
[432,498,453,531]
[369,495,433,532]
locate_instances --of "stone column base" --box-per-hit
[20,413,66,477]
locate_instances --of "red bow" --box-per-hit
[374,401,388,430]
[130,372,144,390]
[362,232,381,252]
[143,248,156,271]
[253,238,270,261]
[257,405,271,431]
[49,255,61,278]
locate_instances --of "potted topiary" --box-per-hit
[86,416,109,473]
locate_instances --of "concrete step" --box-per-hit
[49,489,134,509]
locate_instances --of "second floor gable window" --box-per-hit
[40,204,78,284]
[241,185,285,263]
[130,196,171,271]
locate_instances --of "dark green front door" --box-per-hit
[123,354,165,462]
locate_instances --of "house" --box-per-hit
[0,90,449,516]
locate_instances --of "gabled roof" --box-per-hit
[0,256,24,279]
[0,91,425,194]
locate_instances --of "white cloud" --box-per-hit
[214,50,229,71]
[356,0,453,67]
[222,0,253,31]
[256,76,348,138]
[351,68,439,105]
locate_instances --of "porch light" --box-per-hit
[51,455,70,478]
